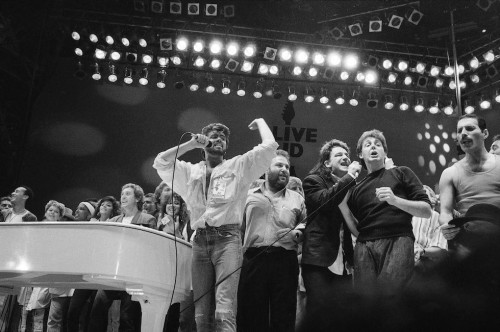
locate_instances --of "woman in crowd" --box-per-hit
[90,196,121,221]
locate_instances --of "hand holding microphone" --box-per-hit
[190,133,212,148]
[348,160,362,178]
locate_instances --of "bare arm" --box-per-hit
[338,190,359,237]
[376,187,432,218]
[157,135,208,163]
[248,118,275,145]
[438,167,461,240]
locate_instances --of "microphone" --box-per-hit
[191,133,212,148]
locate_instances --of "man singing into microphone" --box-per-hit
[153,119,277,332]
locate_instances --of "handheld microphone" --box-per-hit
[191,133,212,148]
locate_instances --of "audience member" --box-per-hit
[90,196,121,221]
[489,133,500,155]
[2,186,37,223]
[0,196,12,222]
[142,193,159,220]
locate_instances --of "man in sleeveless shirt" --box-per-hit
[439,114,500,241]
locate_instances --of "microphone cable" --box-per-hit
[180,170,361,314]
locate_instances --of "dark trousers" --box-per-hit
[237,247,298,332]
[87,290,141,332]
[67,289,96,332]
[300,264,353,332]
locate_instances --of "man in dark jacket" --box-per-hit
[300,139,361,330]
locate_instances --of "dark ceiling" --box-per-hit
[1,0,499,188]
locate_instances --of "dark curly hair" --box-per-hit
[93,196,121,220]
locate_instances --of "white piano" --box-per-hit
[0,222,192,331]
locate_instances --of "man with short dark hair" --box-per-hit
[237,150,306,332]
[3,186,37,223]
[439,114,500,240]
[143,193,159,220]
[154,118,277,331]
[0,196,12,222]
[489,133,500,155]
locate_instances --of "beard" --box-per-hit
[268,172,289,191]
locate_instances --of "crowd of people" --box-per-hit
[1,114,500,332]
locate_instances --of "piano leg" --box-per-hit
[134,293,169,332]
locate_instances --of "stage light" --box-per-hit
[193,55,206,68]
[170,54,183,66]
[395,59,409,72]
[206,3,218,16]
[95,45,107,60]
[355,72,365,82]
[458,64,465,74]
[157,55,169,67]
[253,79,264,98]
[366,55,379,68]
[137,30,149,48]
[225,59,239,72]
[464,98,475,114]
[110,50,121,61]
[429,65,441,77]
[444,65,454,76]
[221,78,231,95]
[292,66,303,76]
[403,75,413,85]
[482,50,495,63]
[340,71,349,80]
[312,52,326,66]
[323,68,335,80]
[74,43,90,57]
[366,93,378,108]
[414,98,425,113]
[288,86,297,101]
[126,51,138,63]
[399,96,409,111]
[124,67,133,84]
[269,65,279,75]
[209,40,223,55]
[381,58,393,70]
[139,67,149,85]
[264,47,278,61]
[295,49,309,64]
[384,95,394,110]
[386,72,398,84]
[449,80,456,90]
[188,3,200,15]
[349,90,360,106]
[227,42,239,56]
[365,70,377,84]
[495,88,500,103]
[170,1,182,14]
[176,37,189,51]
[344,54,359,70]
[479,94,492,109]
[237,79,246,96]
[442,101,455,115]
[71,30,81,41]
[141,52,153,64]
[91,63,101,80]
[335,90,345,105]
[417,76,428,88]
[279,48,293,62]
[415,61,426,74]
[469,56,479,70]
[151,0,164,13]
[319,87,329,104]
[156,69,167,88]
[348,21,363,36]
[272,82,282,99]
[369,16,382,32]
[258,63,270,75]
[486,64,498,79]
[428,100,440,114]
[406,8,424,25]
[107,64,117,82]
[327,51,342,67]
[328,27,344,40]
[388,14,404,29]
[74,61,86,79]
[243,44,256,57]
[210,58,222,70]
[159,37,173,51]
[308,67,318,77]
[459,80,466,89]
[205,75,216,93]
[304,86,315,103]
[241,60,254,73]
[435,78,444,88]
[89,31,99,43]
[193,40,205,53]
[223,4,235,17]
[105,33,114,45]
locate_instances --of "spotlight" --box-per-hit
[319,87,329,104]
[386,72,398,84]
[364,70,378,84]
[269,65,279,75]
[429,65,441,77]
[476,0,496,11]
[399,96,409,111]
[94,45,107,60]
[414,61,427,74]
[449,80,456,90]
[205,75,216,93]
[139,67,149,85]
[428,100,440,114]
[226,42,239,56]
[486,64,498,79]
[126,51,138,63]
[170,1,182,14]
[74,43,90,57]
[304,86,315,103]
[110,50,122,61]
[442,101,455,115]
[170,54,183,66]
[344,54,359,70]
[134,0,146,12]
[469,56,480,70]
[295,49,309,64]
[141,51,154,64]
[221,78,231,95]
[225,59,239,72]
[157,69,167,88]
[308,67,319,77]
[209,40,223,55]
[104,32,114,45]
[328,27,344,40]
[264,47,278,61]
[272,83,282,99]
[210,58,222,70]
[403,74,413,85]
[366,93,378,108]
[464,98,476,114]
[434,78,444,88]
[366,55,379,68]
[414,97,425,113]
[243,44,256,57]
[108,64,118,82]
[312,52,326,66]
[323,68,335,80]
[470,73,480,84]
[193,39,205,53]
[388,14,404,29]
[223,4,235,17]
[384,95,394,110]
[193,55,207,68]
[124,67,133,84]
[288,86,297,101]
[292,66,303,76]
[380,58,393,70]
[91,63,101,80]
[241,60,254,73]
[151,0,164,13]
[279,48,293,62]
[335,90,345,105]
[479,94,492,109]
[237,79,246,96]
[355,72,365,82]
[188,3,200,15]
[253,79,264,98]
[327,51,342,67]
[369,16,383,32]
[188,75,199,91]
[258,63,270,75]
[157,55,169,67]
[340,71,350,80]
[137,30,149,48]
[495,88,500,103]
[395,59,409,72]
[160,37,173,51]
[176,37,189,51]
[71,29,81,41]
[349,90,360,106]
[74,61,86,79]
[205,3,218,16]
[417,76,428,88]
[348,21,363,36]
[406,8,424,25]
[443,65,454,76]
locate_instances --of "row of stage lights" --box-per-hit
[77,61,499,115]
[70,29,500,92]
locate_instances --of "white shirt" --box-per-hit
[5,210,29,223]
[122,215,134,224]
